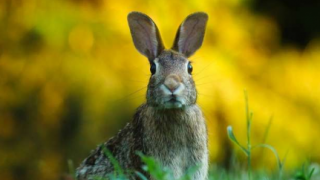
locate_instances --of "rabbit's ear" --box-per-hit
[172,12,208,57]
[128,12,165,61]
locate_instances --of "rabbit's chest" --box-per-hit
[143,119,207,178]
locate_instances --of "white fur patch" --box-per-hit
[160,84,172,96]
[153,58,160,76]
[173,83,185,95]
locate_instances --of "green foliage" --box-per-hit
[227,92,287,180]
[137,152,174,180]
[101,145,125,178]
[89,150,201,180]
[69,155,319,180]
[68,159,76,180]
[138,152,201,180]
[293,163,316,180]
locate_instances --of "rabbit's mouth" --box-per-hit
[162,96,185,109]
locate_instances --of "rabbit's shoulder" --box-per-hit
[76,105,148,179]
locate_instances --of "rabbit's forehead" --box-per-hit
[155,51,188,72]
[157,58,186,67]
[156,58,187,75]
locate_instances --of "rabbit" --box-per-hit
[76,11,209,180]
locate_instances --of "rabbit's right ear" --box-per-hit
[128,12,165,62]
[172,12,208,58]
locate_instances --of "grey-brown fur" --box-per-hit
[76,12,209,180]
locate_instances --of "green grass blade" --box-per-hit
[137,152,173,180]
[178,164,201,180]
[262,116,273,144]
[227,126,249,156]
[244,90,252,148]
[307,167,315,180]
[67,159,75,178]
[252,144,282,171]
[135,171,148,180]
[101,145,125,176]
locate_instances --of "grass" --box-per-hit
[70,92,320,180]
[227,91,284,180]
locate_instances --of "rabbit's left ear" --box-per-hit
[128,12,165,62]
[172,12,208,57]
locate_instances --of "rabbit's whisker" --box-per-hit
[195,75,215,82]
[189,56,203,61]
[125,79,148,83]
[193,62,214,77]
[196,82,215,86]
[118,94,146,103]
[114,86,147,102]
[198,93,214,97]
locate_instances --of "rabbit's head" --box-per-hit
[128,12,208,109]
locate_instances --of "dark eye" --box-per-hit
[150,62,156,75]
[187,62,193,74]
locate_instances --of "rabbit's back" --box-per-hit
[76,107,146,179]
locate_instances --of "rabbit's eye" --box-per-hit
[150,62,156,75]
[188,62,193,74]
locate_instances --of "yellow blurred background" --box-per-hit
[1,0,320,179]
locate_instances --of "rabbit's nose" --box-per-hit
[164,74,181,93]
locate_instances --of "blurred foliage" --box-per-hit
[0,0,320,180]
